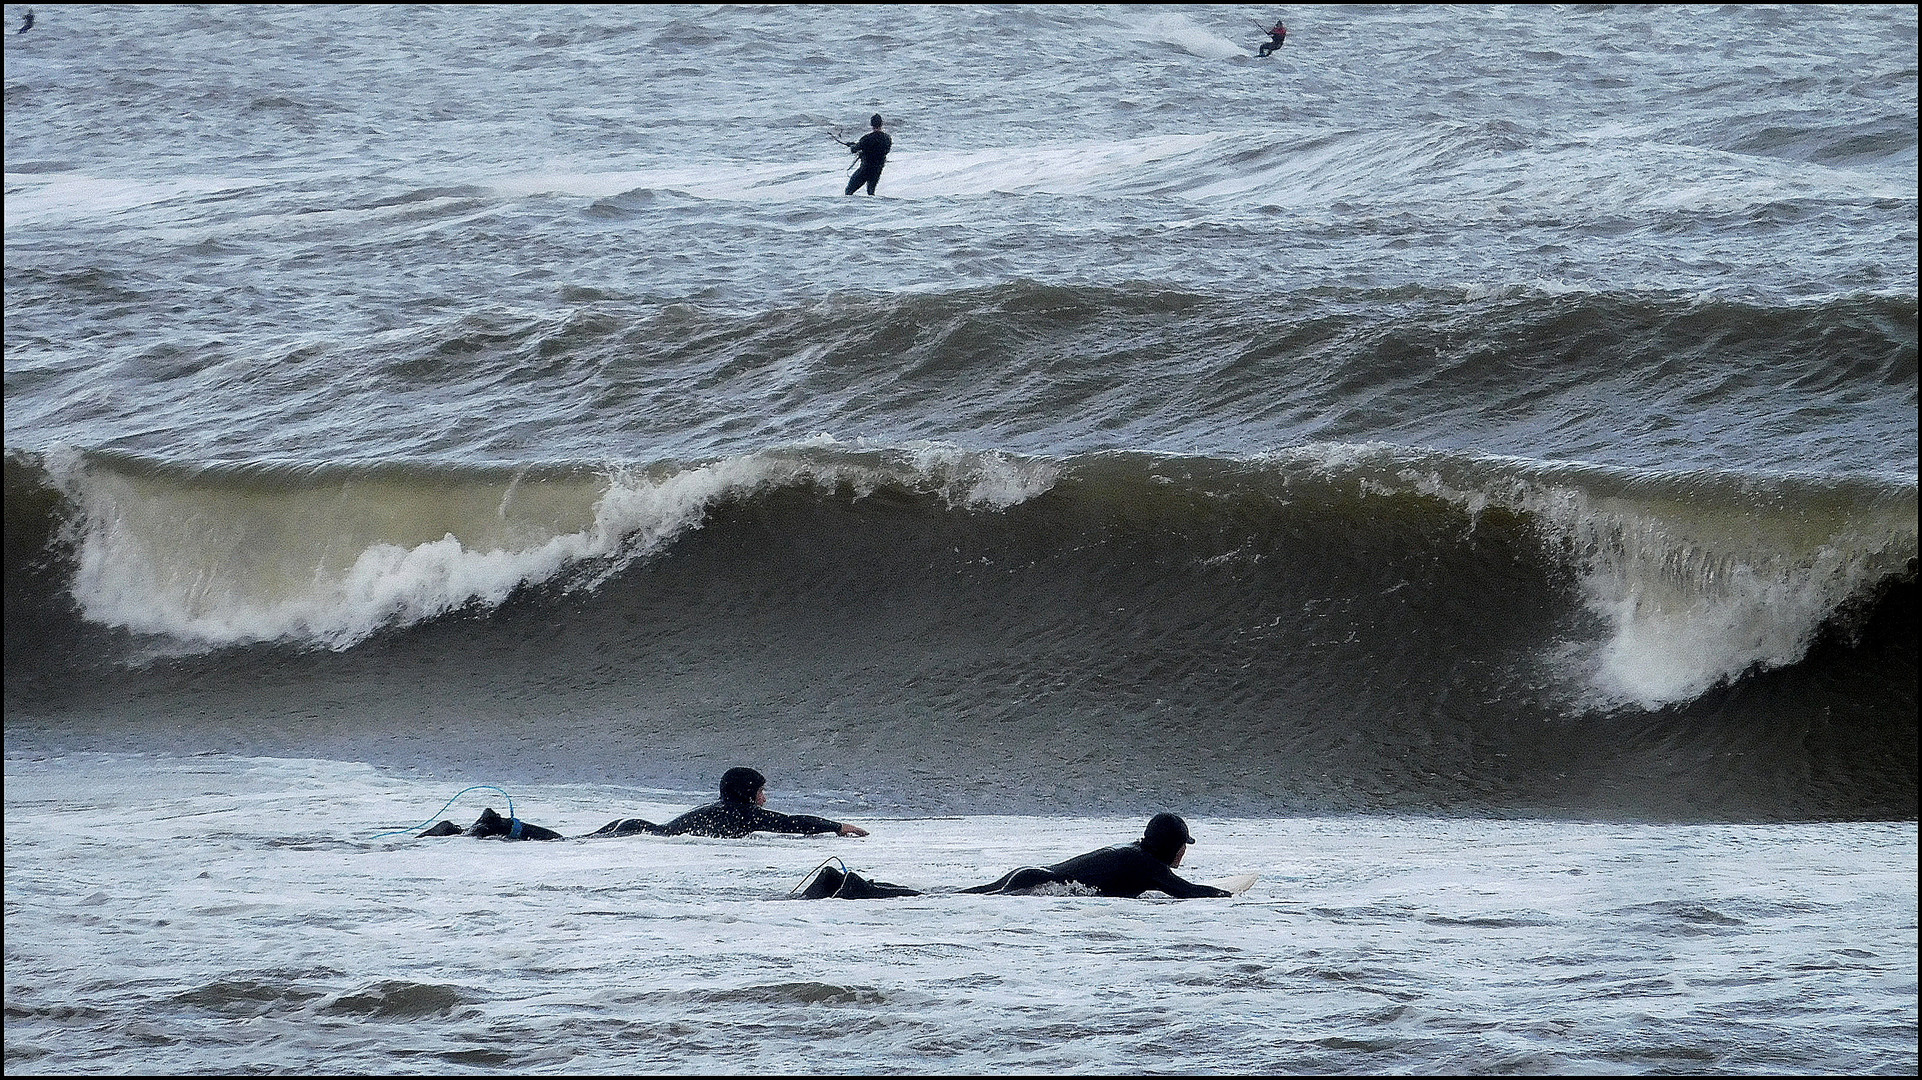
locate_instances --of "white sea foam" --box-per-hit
[1408,461,1914,708]
[1122,11,1250,61]
[1263,443,1918,709]
[54,446,1059,651]
[477,114,1918,225]
[4,750,1912,1074]
[901,442,1061,509]
[0,172,269,229]
[484,132,1229,205]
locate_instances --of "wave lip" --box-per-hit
[32,442,1058,651]
[6,443,1914,716]
[1294,444,1919,708]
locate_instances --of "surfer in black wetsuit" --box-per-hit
[797,813,1232,899]
[959,814,1231,898]
[843,113,892,196]
[415,768,866,842]
[417,806,565,841]
[19,8,34,33]
[1258,19,1286,57]
[584,767,870,839]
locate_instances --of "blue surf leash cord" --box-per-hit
[372,784,520,839]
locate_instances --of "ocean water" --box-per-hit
[4,4,1916,1074]
[5,754,1916,1075]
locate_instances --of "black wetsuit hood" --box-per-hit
[720,766,767,804]
[1141,812,1195,863]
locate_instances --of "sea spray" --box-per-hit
[45,445,1061,649]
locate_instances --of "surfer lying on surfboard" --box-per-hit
[584,766,869,839]
[796,813,1244,899]
[416,767,870,841]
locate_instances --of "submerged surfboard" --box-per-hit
[1205,873,1258,896]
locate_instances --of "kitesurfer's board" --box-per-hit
[1206,873,1258,896]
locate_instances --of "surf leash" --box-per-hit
[788,855,852,897]
[372,783,521,839]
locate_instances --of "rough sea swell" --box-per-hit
[8,442,1913,821]
[6,9,1917,1072]
[6,278,1915,474]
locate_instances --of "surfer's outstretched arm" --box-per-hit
[743,805,868,837]
[1145,863,1234,899]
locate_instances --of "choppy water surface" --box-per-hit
[4,755,1916,1075]
[5,4,1916,1074]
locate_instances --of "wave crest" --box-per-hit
[42,443,1058,650]
[1320,446,1920,707]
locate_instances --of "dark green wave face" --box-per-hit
[3,6,1915,821]
[2,11,1914,1080]
[6,447,1914,821]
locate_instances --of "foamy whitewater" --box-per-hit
[5,5,1916,1074]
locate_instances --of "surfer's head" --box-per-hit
[870,113,884,128]
[720,766,767,805]
[1142,813,1195,865]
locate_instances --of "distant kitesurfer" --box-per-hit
[1258,18,1286,57]
[584,766,871,839]
[841,113,892,196]
[19,7,34,33]
[797,813,1233,899]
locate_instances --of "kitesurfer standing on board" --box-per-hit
[842,114,892,196]
[1258,18,1286,57]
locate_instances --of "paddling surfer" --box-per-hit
[418,767,869,841]
[958,813,1231,898]
[584,767,870,839]
[797,813,1232,899]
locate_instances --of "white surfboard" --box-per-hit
[1205,873,1258,896]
